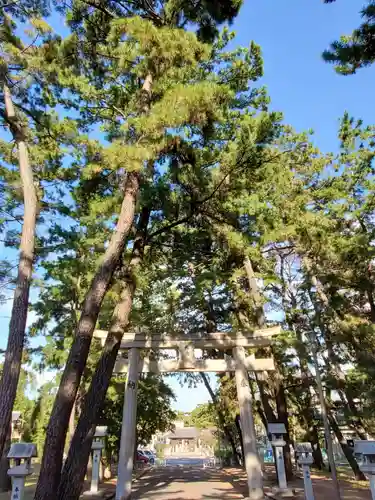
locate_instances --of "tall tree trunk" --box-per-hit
[35,171,139,500]
[244,256,293,478]
[200,372,240,465]
[0,425,11,492]
[254,372,277,423]
[56,207,150,500]
[201,297,241,465]
[35,72,153,500]
[305,261,369,439]
[301,413,324,469]
[0,84,37,458]
[275,379,293,480]
[36,71,153,499]
[256,401,268,431]
[327,410,366,480]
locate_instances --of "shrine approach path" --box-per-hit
[131,465,246,499]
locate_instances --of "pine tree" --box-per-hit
[35,2,249,497]
[0,8,74,459]
[323,0,375,74]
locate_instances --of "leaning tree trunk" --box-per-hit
[0,84,37,459]
[307,264,369,441]
[35,71,152,500]
[301,413,325,470]
[200,372,241,465]
[34,171,139,500]
[327,410,366,480]
[56,207,150,500]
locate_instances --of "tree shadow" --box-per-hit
[131,465,247,499]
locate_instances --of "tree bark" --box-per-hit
[68,399,76,443]
[0,425,11,492]
[56,207,150,500]
[301,415,324,469]
[34,171,140,500]
[0,84,38,459]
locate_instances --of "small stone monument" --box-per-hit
[268,423,292,496]
[295,442,315,500]
[7,443,37,500]
[354,440,375,499]
[86,426,108,495]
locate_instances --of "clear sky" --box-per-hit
[1,0,374,411]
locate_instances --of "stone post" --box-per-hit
[116,348,140,500]
[91,448,101,494]
[233,345,263,500]
[296,443,315,500]
[301,464,315,500]
[268,423,291,495]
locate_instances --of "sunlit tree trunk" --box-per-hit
[0,84,37,459]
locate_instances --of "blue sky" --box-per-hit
[1,0,374,412]
[233,0,375,152]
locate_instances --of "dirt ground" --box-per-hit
[0,464,372,500]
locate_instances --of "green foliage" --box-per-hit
[100,375,176,455]
[323,0,375,73]
[29,381,58,455]
[190,403,216,429]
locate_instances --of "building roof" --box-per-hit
[167,427,200,440]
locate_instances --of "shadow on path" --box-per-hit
[131,466,246,500]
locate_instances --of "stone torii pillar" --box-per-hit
[116,348,140,500]
[233,345,263,500]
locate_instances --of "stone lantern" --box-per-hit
[268,423,292,495]
[354,440,375,499]
[295,442,315,500]
[7,443,37,500]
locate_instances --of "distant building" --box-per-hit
[150,420,216,456]
[167,426,201,454]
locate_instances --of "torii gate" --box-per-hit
[94,326,280,500]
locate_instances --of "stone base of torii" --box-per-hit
[93,326,280,500]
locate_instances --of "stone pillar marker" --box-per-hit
[354,440,375,499]
[296,443,315,500]
[7,443,37,500]
[116,347,140,500]
[90,426,108,495]
[233,345,263,500]
[268,423,292,496]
